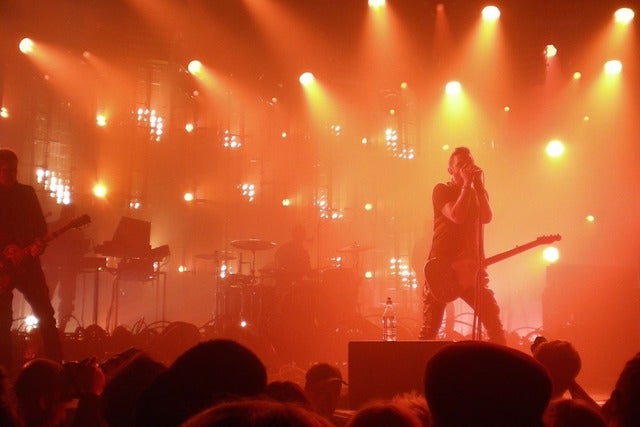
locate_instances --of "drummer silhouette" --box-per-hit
[273,225,312,284]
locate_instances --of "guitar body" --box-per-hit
[424,234,562,304]
[424,257,461,303]
[0,214,91,296]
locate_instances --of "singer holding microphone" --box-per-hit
[419,146,506,344]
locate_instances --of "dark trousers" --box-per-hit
[0,259,62,371]
[420,281,506,344]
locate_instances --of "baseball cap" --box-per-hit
[304,363,347,390]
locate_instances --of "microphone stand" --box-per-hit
[471,222,485,340]
[471,174,487,341]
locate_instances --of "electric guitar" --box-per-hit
[0,214,91,295]
[424,234,561,303]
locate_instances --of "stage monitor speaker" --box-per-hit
[348,340,453,409]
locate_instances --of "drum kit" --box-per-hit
[207,238,373,338]
[208,239,276,333]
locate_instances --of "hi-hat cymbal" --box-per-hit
[230,239,277,251]
[337,243,373,253]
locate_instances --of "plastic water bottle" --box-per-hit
[382,297,397,341]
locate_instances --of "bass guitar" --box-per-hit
[424,234,561,303]
[0,214,91,295]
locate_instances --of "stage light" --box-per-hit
[545,140,565,157]
[364,271,374,279]
[185,123,194,132]
[614,8,634,24]
[0,107,8,118]
[35,168,45,184]
[19,38,34,54]
[573,71,582,80]
[544,44,557,58]
[543,247,560,263]
[96,114,107,127]
[503,106,510,112]
[604,60,622,75]
[92,183,108,199]
[481,6,500,22]
[183,192,194,202]
[364,203,373,211]
[239,183,256,202]
[385,128,399,155]
[361,137,369,144]
[299,72,315,86]
[281,131,287,138]
[282,198,291,207]
[445,81,462,96]
[178,265,188,273]
[187,60,203,75]
[135,108,165,142]
[368,0,385,9]
[400,82,408,90]
[24,314,39,332]
[586,215,595,223]
[25,315,39,327]
[223,130,242,148]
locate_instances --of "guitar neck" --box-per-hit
[44,225,74,243]
[41,215,91,245]
[483,240,547,267]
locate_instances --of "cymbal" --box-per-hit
[230,239,277,251]
[195,251,237,261]
[337,243,373,253]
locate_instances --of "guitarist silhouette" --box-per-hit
[0,149,62,370]
[419,147,506,344]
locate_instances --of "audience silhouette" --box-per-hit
[135,339,267,427]
[424,341,551,427]
[0,366,20,427]
[345,401,422,427]
[304,362,349,426]
[602,352,640,427]
[101,351,166,427]
[391,391,432,427]
[266,380,313,409]
[531,338,601,414]
[13,359,68,427]
[180,399,333,427]
[2,330,640,427]
[543,398,605,427]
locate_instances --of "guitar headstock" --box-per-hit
[535,234,561,244]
